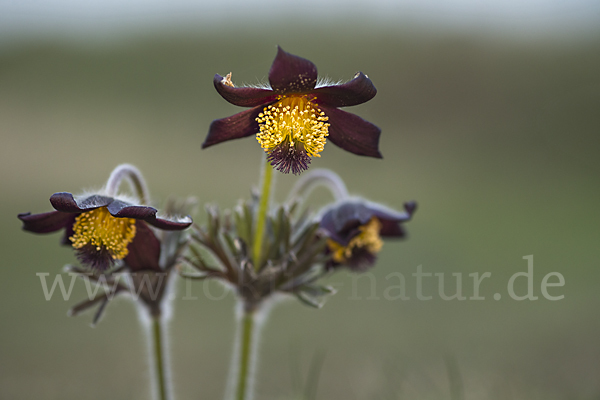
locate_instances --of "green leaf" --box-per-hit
[295,291,323,309]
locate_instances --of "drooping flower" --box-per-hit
[319,200,417,271]
[18,192,191,271]
[203,46,382,175]
[67,198,194,323]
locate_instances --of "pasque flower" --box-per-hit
[19,192,191,271]
[203,46,382,174]
[320,200,417,271]
[67,198,194,324]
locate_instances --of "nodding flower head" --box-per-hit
[64,197,195,324]
[319,200,416,271]
[19,192,191,271]
[203,46,382,175]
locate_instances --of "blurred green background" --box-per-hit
[1,15,599,400]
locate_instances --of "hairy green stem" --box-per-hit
[152,315,168,400]
[286,168,349,204]
[105,163,150,204]
[236,310,255,400]
[252,159,273,270]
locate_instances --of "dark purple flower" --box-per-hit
[203,46,381,175]
[319,200,416,271]
[18,192,191,271]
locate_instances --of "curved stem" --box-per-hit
[151,315,169,400]
[105,164,150,204]
[286,168,349,204]
[252,159,273,270]
[235,310,255,400]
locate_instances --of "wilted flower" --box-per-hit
[320,200,417,271]
[203,46,381,175]
[19,192,191,271]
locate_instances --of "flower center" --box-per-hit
[328,217,383,264]
[256,96,329,163]
[70,207,137,261]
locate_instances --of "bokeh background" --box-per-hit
[1,1,599,399]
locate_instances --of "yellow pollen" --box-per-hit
[327,217,383,264]
[70,207,137,260]
[223,72,235,87]
[255,96,330,157]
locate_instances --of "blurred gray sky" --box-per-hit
[1,0,599,40]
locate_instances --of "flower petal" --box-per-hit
[202,106,263,148]
[50,192,113,213]
[378,222,406,238]
[313,72,377,107]
[321,106,382,158]
[213,74,277,107]
[372,204,415,238]
[320,203,367,245]
[107,199,192,230]
[61,217,76,245]
[147,215,193,231]
[106,200,157,219]
[269,46,318,94]
[18,210,73,233]
[320,201,416,243]
[124,221,161,272]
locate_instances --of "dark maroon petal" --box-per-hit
[18,210,73,233]
[50,192,113,213]
[404,201,417,216]
[61,215,77,245]
[378,222,407,238]
[202,106,264,149]
[77,195,115,209]
[146,215,192,231]
[214,74,277,107]
[107,200,157,220]
[269,46,318,94]
[319,203,366,245]
[321,106,382,158]
[335,203,372,230]
[125,221,161,272]
[368,204,414,223]
[107,199,192,230]
[321,201,416,242]
[313,72,377,107]
[50,192,81,212]
[368,202,416,238]
[319,211,339,241]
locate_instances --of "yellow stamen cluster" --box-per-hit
[328,217,383,264]
[70,207,137,260]
[256,96,329,157]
